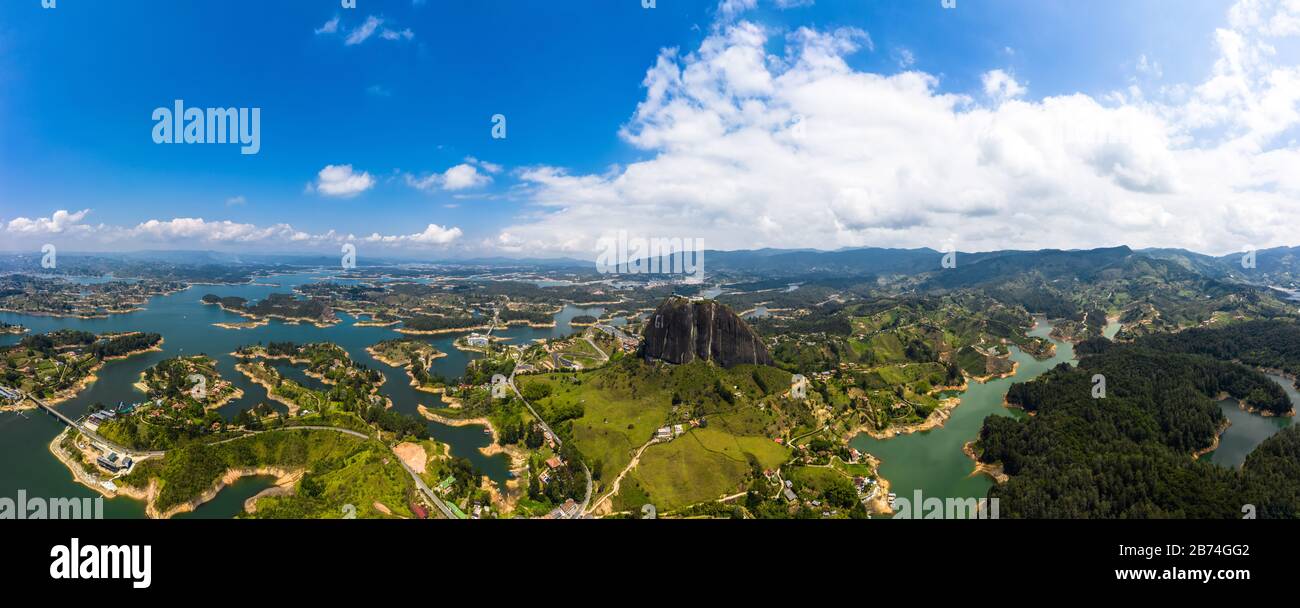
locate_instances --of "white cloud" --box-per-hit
[130,218,310,243]
[364,224,462,245]
[380,28,415,41]
[225,195,247,206]
[1136,54,1163,79]
[5,209,93,235]
[1230,0,1300,37]
[982,68,1027,100]
[311,164,375,197]
[0,211,462,252]
[315,16,340,35]
[717,0,758,22]
[441,164,492,190]
[494,1,1300,256]
[345,16,383,45]
[893,47,916,69]
[404,158,498,192]
[775,0,815,8]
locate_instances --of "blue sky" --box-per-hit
[1,0,1297,257]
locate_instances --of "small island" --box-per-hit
[202,293,339,328]
[367,338,448,394]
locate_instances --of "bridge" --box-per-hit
[20,392,164,459]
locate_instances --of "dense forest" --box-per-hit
[202,293,331,321]
[977,323,1300,518]
[18,330,161,360]
[402,315,484,332]
[1114,319,1300,382]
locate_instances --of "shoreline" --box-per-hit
[397,324,492,336]
[151,467,302,519]
[236,362,302,416]
[36,339,163,408]
[962,440,1010,483]
[1193,418,1232,461]
[415,405,524,468]
[365,343,447,369]
[856,395,963,440]
[203,300,338,329]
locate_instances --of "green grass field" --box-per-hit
[522,372,671,485]
[615,427,790,512]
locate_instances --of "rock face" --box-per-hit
[641,297,773,368]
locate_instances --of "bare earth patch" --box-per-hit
[393,442,428,474]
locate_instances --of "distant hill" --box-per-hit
[641,297,773,368]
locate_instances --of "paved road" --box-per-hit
[24,394,165,458]
[506,366,592,518]
[582,330,609,362]
[397,457,458,520]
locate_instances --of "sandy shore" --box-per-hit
[150,467,302,519]
[366,344,448,395]
[365,344,447,368]
[397,324,492,336]
[49,429,119,499]
[416,405,517,459]
[963,440,1010,483]
[858,395,962,440]
[1193,418,1232,461]
[868,469,893,516]
[418,405,494,436]
[214,319,268,330]
[243,475,299,514]
[965,359,1020,384]
[236,362,302,416]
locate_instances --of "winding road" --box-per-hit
[507,354,593,518]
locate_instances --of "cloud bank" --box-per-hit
[494,0,1300,256]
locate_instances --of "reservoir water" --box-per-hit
[850,318,1077,507]
[1208,373,1300,468]
[0,271,603,518]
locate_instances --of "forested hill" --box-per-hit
[975,324,1300,518]
[1096,319,1300,381]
